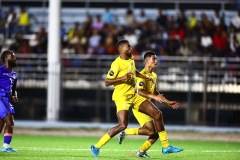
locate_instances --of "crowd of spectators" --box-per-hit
[0,7,240,58]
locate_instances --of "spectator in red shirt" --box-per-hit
[213,27,228,57]
[169,24,186,55]
[170,24,186,40]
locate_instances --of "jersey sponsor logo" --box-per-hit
[139,82,144,86]
[109,71,114,76]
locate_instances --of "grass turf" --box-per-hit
[0,135,239,160]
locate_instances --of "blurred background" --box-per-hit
[0,0,239,128]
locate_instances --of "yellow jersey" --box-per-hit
[137,68,157,100]
[19,12,30,26]
[106,56,137,101]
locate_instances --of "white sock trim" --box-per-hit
[3,143,10,148]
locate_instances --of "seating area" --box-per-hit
[2,7,236,33]
[0,6,239,58]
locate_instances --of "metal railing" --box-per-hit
[13,54,240,93]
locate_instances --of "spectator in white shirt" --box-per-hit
[124,9,135,28]
[212,9,221,26]
[136,10,147,24]
[4,7,16,38]
[88,29,102,54]
[231,10,240,30]
[200,29,213,56]
[123,29,138,47]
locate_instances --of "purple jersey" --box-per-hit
[0,65,18,97]
[0,65,17,118]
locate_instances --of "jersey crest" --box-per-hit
[109,71,114,76]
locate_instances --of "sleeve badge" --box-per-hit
[109,71,114,76]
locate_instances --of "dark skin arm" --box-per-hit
[11,81,18,102]
[105,70,153,87]
[12,91,18,103]
[105,72,133,86]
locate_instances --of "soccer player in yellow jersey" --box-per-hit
[118,51,183,158]
[90,40,182,158]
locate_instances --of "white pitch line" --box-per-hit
[15,147,240,153]
[201,150,240,153]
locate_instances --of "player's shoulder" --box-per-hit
[111,56,120,65]
[9,67,18,76]
[12,70,17,75]
[0,65,5,74]
[151,72,157,80]
[114,56,121,62]
[140,69,145,75]
[9,69,18,79]
[152,71,157,77]
[114,56,127,65]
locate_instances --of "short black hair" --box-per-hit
[143,51,156,60]
[1,50,13,62]
[116,39,129,49]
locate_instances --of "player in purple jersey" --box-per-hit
[0,50,18,152]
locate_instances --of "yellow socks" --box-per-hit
[125,128,139,135]
[139,141,152,152]
[95,133,111,148]
[158,130,169,148]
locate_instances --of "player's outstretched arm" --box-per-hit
[138,89,163,102]
[105,72,133,86]
[154,90,179,109]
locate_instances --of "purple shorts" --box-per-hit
[0,97,14,119]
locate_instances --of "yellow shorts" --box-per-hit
[114,94,146,113]
[132,108,153,127]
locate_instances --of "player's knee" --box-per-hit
[153,111,162,120]
[147,130,155,136]
[148,129,156,136]
[119,123,128,131]
[5,121,14,127]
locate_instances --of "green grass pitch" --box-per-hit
[0,135,239,160]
